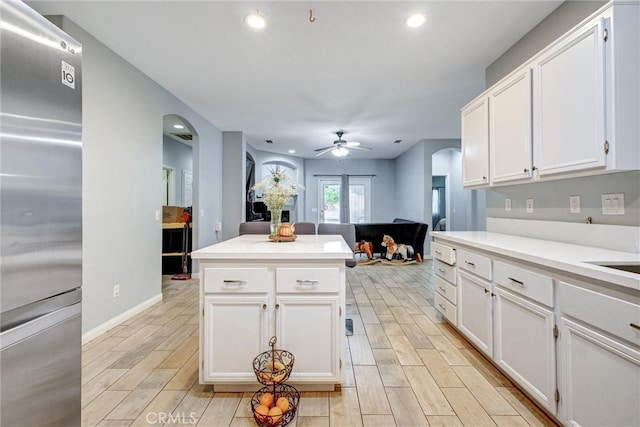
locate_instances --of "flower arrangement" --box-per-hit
[252,167,304,236]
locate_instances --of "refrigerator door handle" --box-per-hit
[0,302,81,350]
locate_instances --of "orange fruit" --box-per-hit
[267,406,283,425]
[259,392,274,407]
[254,404,270,423]
[275,396,289,412]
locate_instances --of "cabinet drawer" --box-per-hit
[431,242,456,265]
[457,249,492,280]
[276,268,340,293]
[204,268,269,293]
[559,281,640,345]
[435,276,457,305]
[434,292,457,326]
[494,261,553,307]
[434,259,456,285]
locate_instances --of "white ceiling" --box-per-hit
[28,1,562,159]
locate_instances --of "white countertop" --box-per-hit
[432,231,640,291]
[192,234,353,260]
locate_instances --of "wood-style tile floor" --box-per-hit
[81,261,558,426]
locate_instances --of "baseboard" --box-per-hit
[82,293,163,345]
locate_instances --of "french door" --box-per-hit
[318,177,370,224]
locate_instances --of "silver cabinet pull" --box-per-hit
[438,268,446,273]
[524,168,529,173]
[438,303,446,310]
[296,279,319,286]
[508,277,525,286]
[464,260,475,267]
[484,288,489,294]
[438,286,446,292]
[630,323,640,331]
[262,304,267,310]
[435,250,442,255]
[223,280,245,286]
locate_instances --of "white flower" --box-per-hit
[252,167,304,212]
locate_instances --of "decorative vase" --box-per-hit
[270,207,282,238]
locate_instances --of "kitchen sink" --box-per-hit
[587,262,640,274]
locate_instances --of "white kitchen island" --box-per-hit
[191,234,352,391]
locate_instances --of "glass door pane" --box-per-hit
[349,178,370,223]
[319,179,340,223]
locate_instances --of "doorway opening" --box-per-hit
[162,114,197,278]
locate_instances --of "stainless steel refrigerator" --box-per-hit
[0,0,82,425]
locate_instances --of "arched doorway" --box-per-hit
[162,114,198,278]
[432,148,466,231]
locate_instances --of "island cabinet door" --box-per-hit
[275,295,341,383]
[203,295,269,382]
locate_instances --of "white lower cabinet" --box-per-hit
[457,270,493,357]
[558,318,640,427]
[203,295,269,382]
[493,260,556,412]
[557,281,640,426]
[276,295,340,382]
[201,264,345,388]
[433,236,640,425]
[494,288,556,412]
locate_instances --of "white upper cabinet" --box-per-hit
[461,1,639,188]
[489,68,533,184]
[461,96,489,187]
[532,17,606,176]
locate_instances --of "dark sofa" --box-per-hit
[354,218,429,261]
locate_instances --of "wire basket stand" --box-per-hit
[251,336,300,426]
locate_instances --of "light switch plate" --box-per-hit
[570,195,581,213]
[505,198,512,212]
[602,193,625,215]
[526,199,534,213]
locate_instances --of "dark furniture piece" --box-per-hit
[318,223,357,268]
[239,221,270,235]
[294,222,316,235]
[162,223,192,274]
[354,218,428,261]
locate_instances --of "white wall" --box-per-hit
[162,136,192,207]
[432,149,469,231]
[222,132,245,241]
[54,17,223,335]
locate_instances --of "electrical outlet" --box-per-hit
[570,195,581,213]
[505,198,512,212]
[602,193,625,215]
[526,199,534,213]
[215,222,222,231]
[113,284,120,298]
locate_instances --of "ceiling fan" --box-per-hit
[314,131,372,157]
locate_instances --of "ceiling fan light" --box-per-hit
[405,13,427,28]
[245,12,266,29]
[332,147,349,157]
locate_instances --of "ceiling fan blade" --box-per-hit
[314,145,335,152]
[348,145,372,151]
[315,146,335,156]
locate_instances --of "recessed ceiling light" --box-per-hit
[288,149,296,154]
[173,124,184,129]
[245,12,266,29]
[405,13,427,28]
